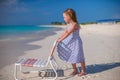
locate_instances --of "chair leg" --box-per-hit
[52,59,58,69]
[20,65,22,73]
[50,61,57,80]
[14,64,18,80]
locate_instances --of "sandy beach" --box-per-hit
[0,23,120,80]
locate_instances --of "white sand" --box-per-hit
[0,23,120,80]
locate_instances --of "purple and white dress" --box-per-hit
[57,24,85,63]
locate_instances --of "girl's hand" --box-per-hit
[57,38,62,43]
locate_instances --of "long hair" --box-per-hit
[64,8,78,23]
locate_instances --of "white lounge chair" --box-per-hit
[14,40,58,80]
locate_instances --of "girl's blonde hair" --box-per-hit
[64,8,78,23]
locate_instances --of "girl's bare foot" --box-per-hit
[78,72,85,77]
[69,70,77,76]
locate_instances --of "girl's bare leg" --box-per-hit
[70,63,77,75]
[78,62,86,76]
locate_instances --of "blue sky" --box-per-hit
[0,0,120,25]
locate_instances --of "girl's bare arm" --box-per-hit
[58,25,75,42]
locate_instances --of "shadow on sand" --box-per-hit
[83,62,120,74]
[60,62,120,80]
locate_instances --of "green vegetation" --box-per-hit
[51,21,97,25]
[80,22,97,25]
[51,22,65,25]
[50,20,120,25]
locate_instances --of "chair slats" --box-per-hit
[16,58,27,65]
[33,59,41,67]
[41,60,47,67]
[15,58,25,65]
[22,59,32,66]
[28,59,37,67]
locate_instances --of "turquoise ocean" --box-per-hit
[0,25,54,40]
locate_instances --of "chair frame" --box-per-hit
[14,40,58,80]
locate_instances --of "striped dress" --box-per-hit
[57,24,85,63]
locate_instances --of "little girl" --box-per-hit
[57,8,86,76]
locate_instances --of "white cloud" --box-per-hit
[0,0,17,6]
[0,0,28,13]
[15,7,28,12]
[112,13,120,18]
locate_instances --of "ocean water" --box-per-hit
[0,25,54,40]
[0,25,53,35]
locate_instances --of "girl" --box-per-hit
[57,8,86,76]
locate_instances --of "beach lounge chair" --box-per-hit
[14,40,58,80]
